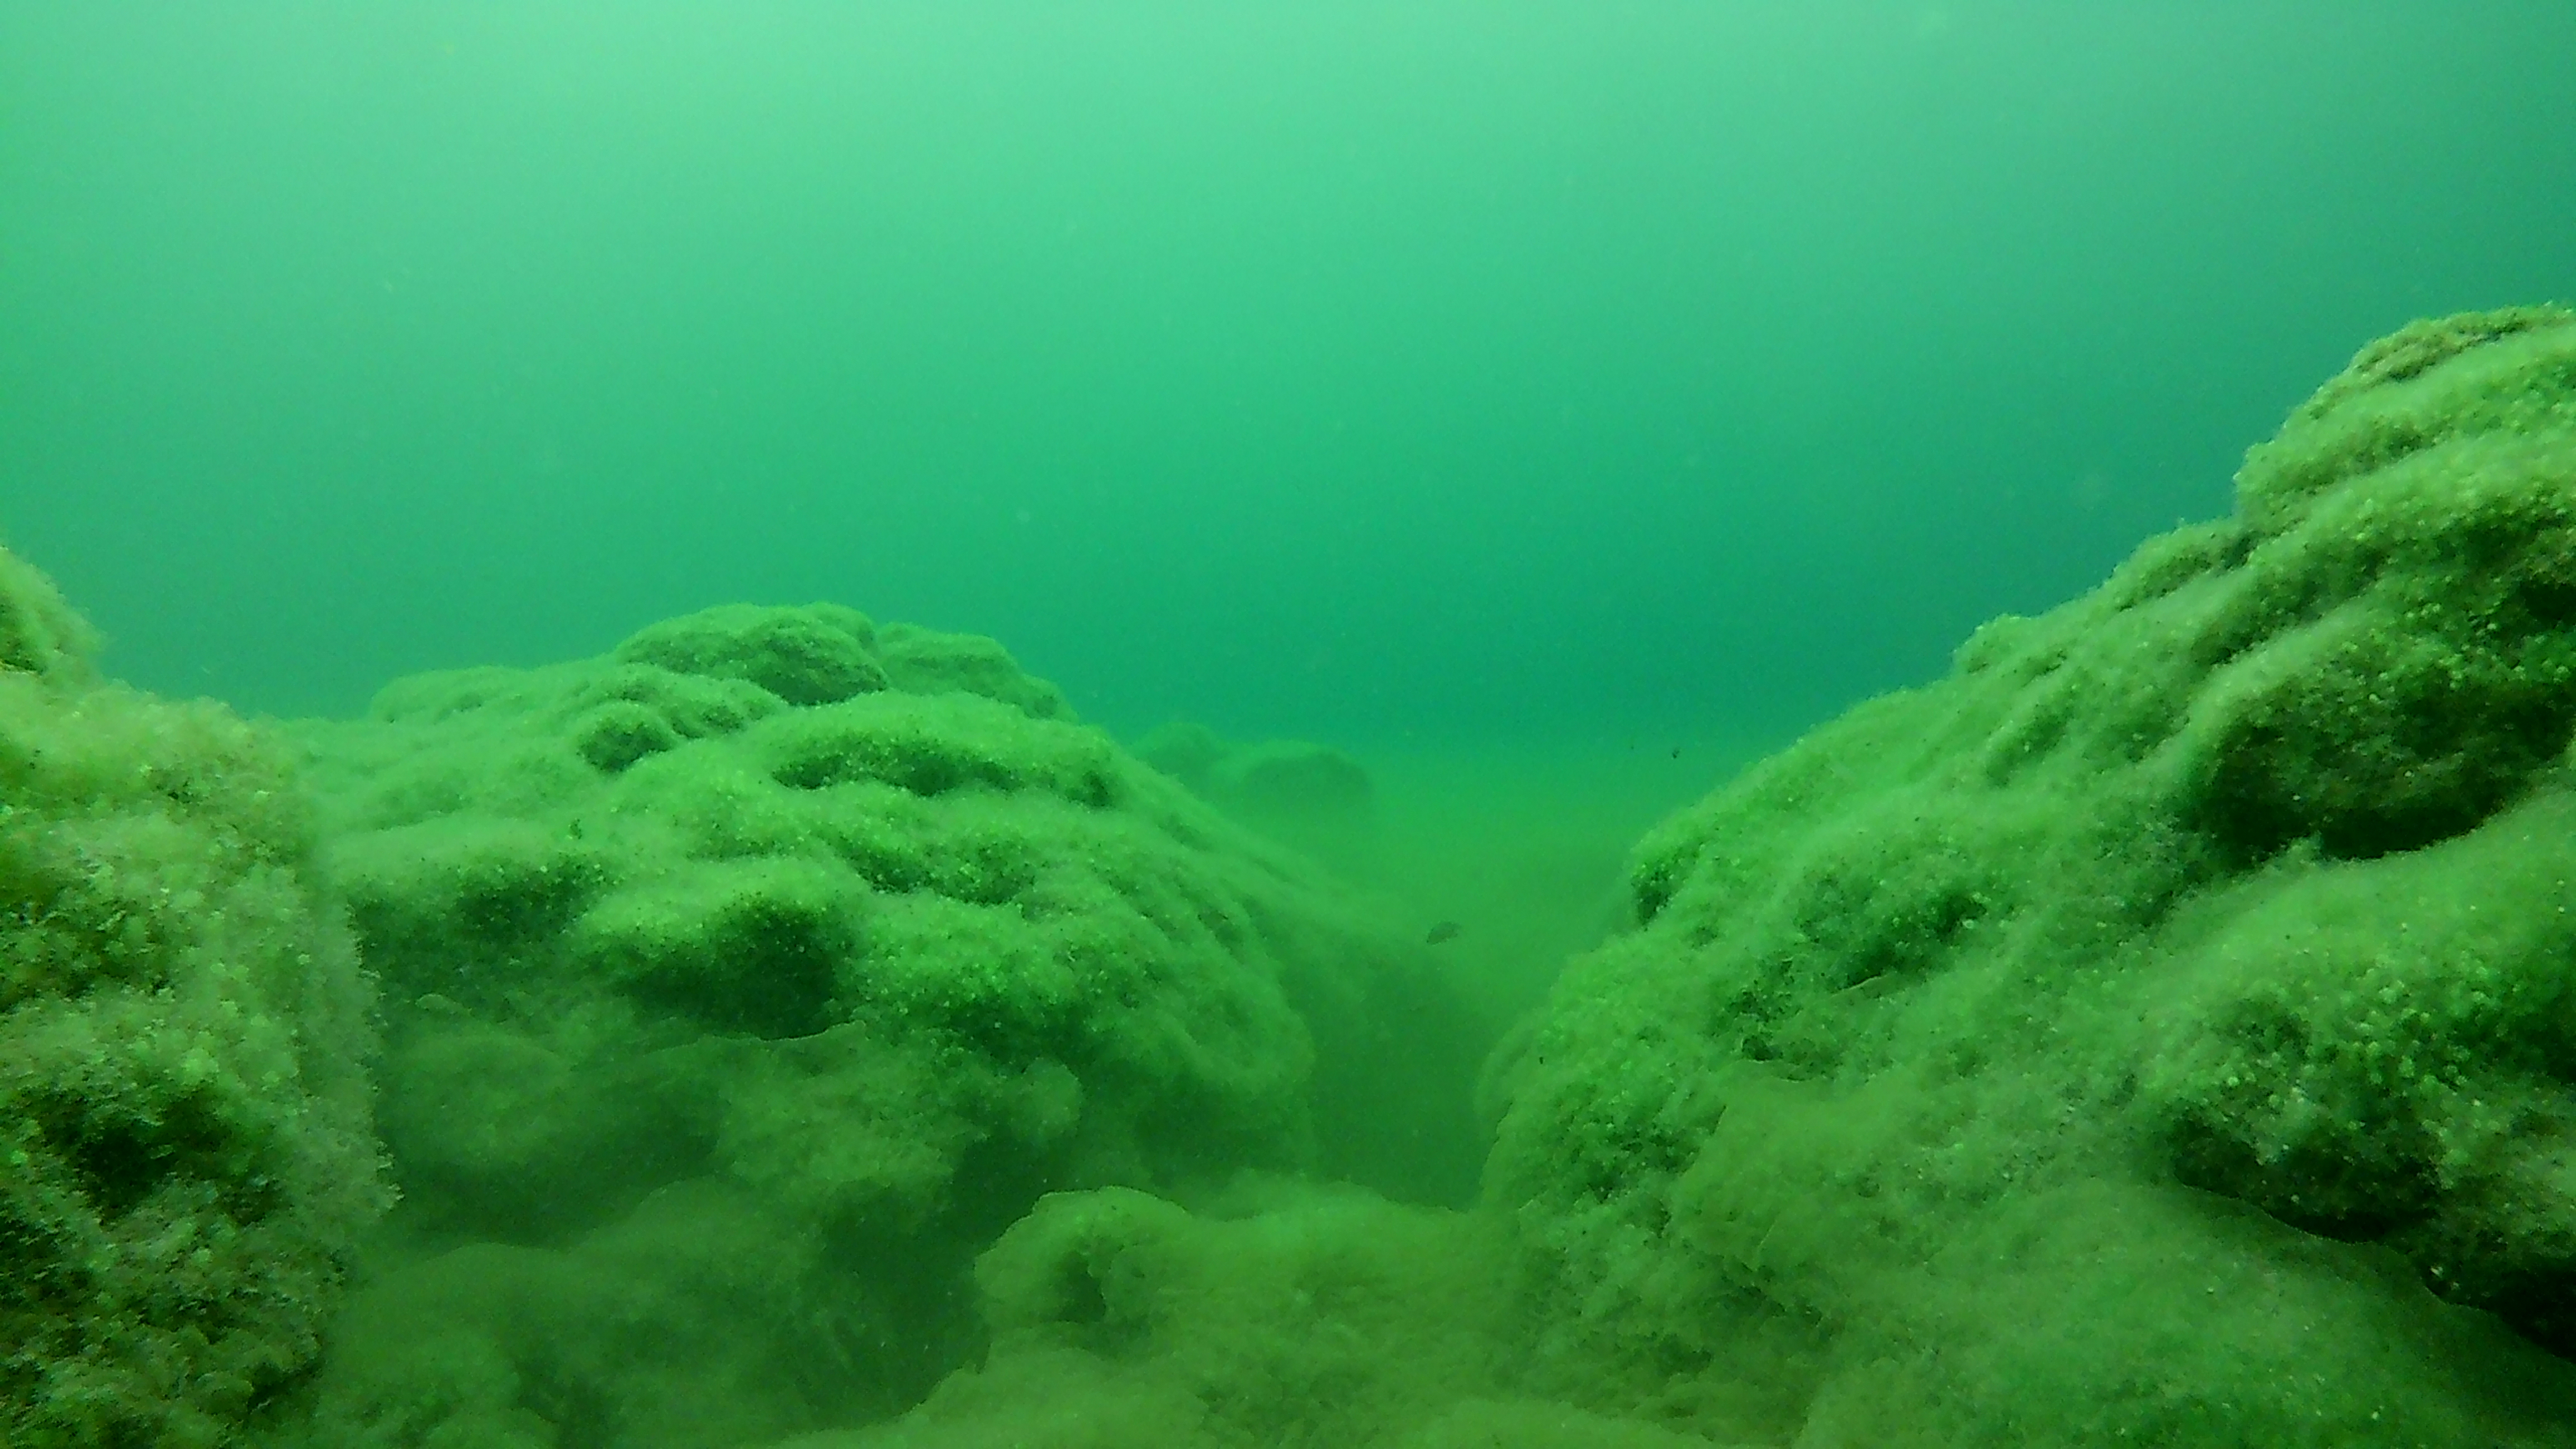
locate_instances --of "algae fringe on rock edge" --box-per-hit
[0,547,389,1448]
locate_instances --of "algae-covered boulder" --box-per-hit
[1138,721,1377,868]
[845,1183,1519,1449]
[0,547,385,1446]
[1486,307,2576,1445]
[813,1179,1795,1449]
[0,544,98,681]
[1139,721,1373,818]
[804,1181,1774,1449]
[615,602,890,707]
[288,603,1479,1445]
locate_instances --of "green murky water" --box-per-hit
[6,7,2576,1446]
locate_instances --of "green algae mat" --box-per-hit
[0,551,387,1446]
[14,306,2576,1446]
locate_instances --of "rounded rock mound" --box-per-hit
[286,601,1479,1446]
[1489,307,2576,1446]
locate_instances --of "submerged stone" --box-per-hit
[1484,307,2576,1445]
[0,544,97,681]
[283,602,1481,1446]
[0,547,386,1447]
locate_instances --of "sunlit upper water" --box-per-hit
[2,3,2570,750]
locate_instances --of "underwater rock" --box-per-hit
[286,604,1481,1445]
[0,544,98,681]
[1139,722,1374,823]
[876,621,1073,720]
[1486,307,2576,1445]
[1138,721,1378,874]
[801,1180,1789,1449]
[797,1180,1773,1449]
[0,548,386,1446]
[614,602,890,707]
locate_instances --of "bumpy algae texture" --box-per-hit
[284,603,1480,1446]
[806,1181,1773,1449]
[1483,306,2576,1444]
[0,548,98,681]
[0,546,386,1446]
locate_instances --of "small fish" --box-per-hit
[1425,920,1462,946]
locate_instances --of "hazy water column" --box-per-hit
[0,3,2569,743]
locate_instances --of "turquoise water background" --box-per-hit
[4,3,2572,750]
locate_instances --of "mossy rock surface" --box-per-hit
[0,544,98,681]
[793,1180,1791,1449]
[286,603,1479,1446]
[799,1182,1779,1449]
[0,548,385,1447]
[1486,307,2576,1445]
